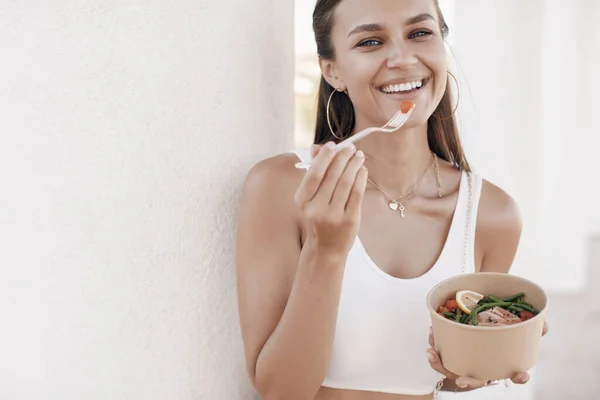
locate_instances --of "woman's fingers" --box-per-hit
[345,165,368,216]
[510,371,531,385]
[310,144,322,158]
[455,376,488,390]
[312,146,357,205]
[330,150,365,208]
[429,327,435,348]
[428,328,487,390]
[426,348,459,381]
[294,142,337,205]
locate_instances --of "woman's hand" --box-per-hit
[295,142,367,256]
[426,320,549,390]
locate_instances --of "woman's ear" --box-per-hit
[319,57,346,91]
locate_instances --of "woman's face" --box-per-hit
[323,0,448,129]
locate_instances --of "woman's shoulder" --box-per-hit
[477,177,521,229]
[241,148,308,201]
[475,176,523,271]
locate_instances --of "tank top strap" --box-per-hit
[289,147,311,164]
[464,171,483,273]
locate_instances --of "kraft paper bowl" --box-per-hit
[426,272,548,381]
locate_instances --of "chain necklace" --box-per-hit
[367,153,443,218]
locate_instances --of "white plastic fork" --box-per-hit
[294,104,415,170]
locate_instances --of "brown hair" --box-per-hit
[312,0,470,171]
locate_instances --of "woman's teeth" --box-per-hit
[380,80,423,93]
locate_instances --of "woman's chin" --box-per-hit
[355,106,432,133]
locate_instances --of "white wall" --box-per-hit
[451,0,600,293]
[0,1,293,399]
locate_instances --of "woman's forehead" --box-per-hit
[332,0,438,35]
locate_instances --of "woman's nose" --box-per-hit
[385,40,418,69]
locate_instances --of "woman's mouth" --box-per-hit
[378,78,429,97]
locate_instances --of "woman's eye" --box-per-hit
[409,30,433,39]
[357,39,383,47]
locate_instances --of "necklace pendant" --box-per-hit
[399,204,405,218]
[388,200,399,211]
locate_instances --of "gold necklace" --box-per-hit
[367,153,443,218]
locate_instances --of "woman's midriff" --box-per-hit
[315,387,433,400]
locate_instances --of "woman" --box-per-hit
[236,0,544,398]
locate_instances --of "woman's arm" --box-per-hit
[236,146,366,400]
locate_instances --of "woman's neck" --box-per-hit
[356,124,433,196]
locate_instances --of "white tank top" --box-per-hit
[291,148,483,395]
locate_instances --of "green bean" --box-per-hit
[471,306,481,325]
[479,297,492,304]
[443,312,456,319]
[512,303,538,314]
[489,292,525,304]
[501,292,525,302]
[479,301,512,310]
[508,305,523,314]
[455,308,463,322]
[460,313,469,324]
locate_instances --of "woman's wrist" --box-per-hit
[302,239,349,265]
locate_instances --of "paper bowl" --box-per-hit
[426,272,548,381]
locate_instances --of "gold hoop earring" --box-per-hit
[326,88,347,140]
[433,71,460,121]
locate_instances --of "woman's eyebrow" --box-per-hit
[347,13,435,38]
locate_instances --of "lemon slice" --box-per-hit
[455,290,484,315]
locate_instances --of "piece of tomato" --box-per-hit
[520,310,535,321]
[444,299,458,312]
[400,101,414,114]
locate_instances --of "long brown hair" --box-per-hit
[312,0,470,171]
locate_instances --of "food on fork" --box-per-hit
[400,100,414,114]
[437,290,539,326]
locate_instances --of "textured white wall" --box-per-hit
[450,0,600,293]
[0,1,293,399]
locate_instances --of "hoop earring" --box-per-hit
[433,71,460,121]
[326,88,347,140]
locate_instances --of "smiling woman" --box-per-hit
[237,0,535,399]
[312,0,466,171]
[294,1,456,148]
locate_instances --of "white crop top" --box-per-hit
[291,148,483,396]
